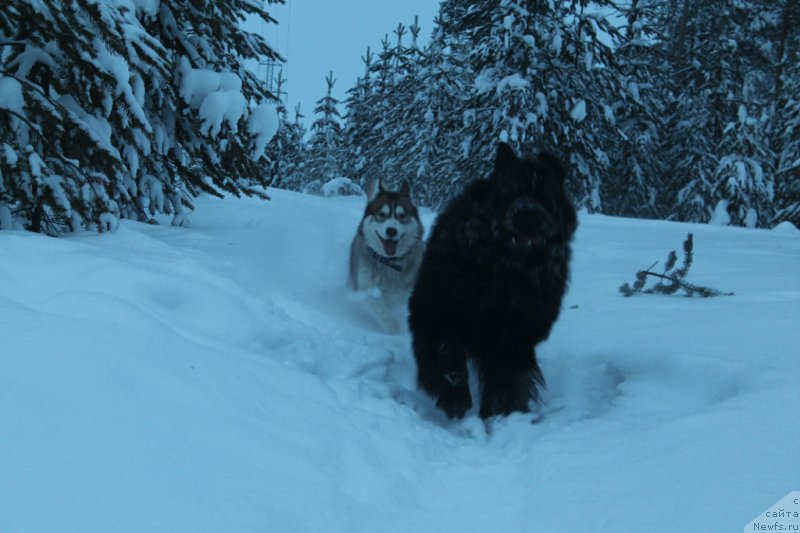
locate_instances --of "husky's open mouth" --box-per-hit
[378,234,399,256]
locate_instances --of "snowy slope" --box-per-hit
[1,188,798,532]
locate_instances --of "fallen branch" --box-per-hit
[620,233,733,298]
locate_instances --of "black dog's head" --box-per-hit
[489,142,577,255]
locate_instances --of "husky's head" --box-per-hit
[360,178,423,259]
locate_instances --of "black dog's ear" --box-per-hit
[534,151,567,183]
[494,142,517,172]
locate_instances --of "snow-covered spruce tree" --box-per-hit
[661,0,779,226]
[0,0,163,233]
[379,21,429,193]
[152,0,282,212]
[343,16,472,209]
[658,2,721,223]
[343,27,422,195]
[604,0,669,219]
[457,0,547,180]
[411,13,472,208]
[773,59,800,227]
[343,46,378,188]
[458,0,626,212]
[261,72,306,191]
[267,101,307,192]
[0,0,282,234]
[302,71,345,193]
[342,12,473,209]
[771,1,800,227]
[708,1,777,228]
[712,103,775,227]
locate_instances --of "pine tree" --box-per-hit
[268,102,307,192]
[547,0,627,212]
[774,73,800,227]
[459,0,548,178]
[605,0,668,219]
[359,34,403,185]
[0,1,163,233]
[343,28,421,194]
[151,0,283,208]
[771,1,800,227]
[343,46,378,187]
[662,0,780,226]
[457,0,626,212]
[368,20,432,197]
[0,0,283,234]
[369,23,418,188]
[774,63,800,227]
[412,12,472,208]
[713,103,775,227]
[302,71,345,193]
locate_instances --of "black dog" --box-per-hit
[408,143,577,420]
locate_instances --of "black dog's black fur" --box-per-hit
[408,143,577,420]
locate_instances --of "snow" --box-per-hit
[583,51,594,71]
[745,207,758,228]
[628,81,641,103]
[0,76,24,114]
[320,177,364,198]
[773,221,799,234]
[179,58,242,109]
[710,200,731,226]
[738,104,748,124]
[58,95,119,158]
[179,58,277,144]
[551,29,563,54]
[3,143,19,165]
[198,89,247,137]
[1,189,799,532]
[128,0,159,18]
[0,205,11,230]
[570,99,587,122]
[496,73,530,94]
[93,38,149,129]
[27,150,43,177]
[6,43,54,79]
[474,68,497,95]
[475,71,531,96]
[247,102,280,160]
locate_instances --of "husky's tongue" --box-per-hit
[381,238,398,257]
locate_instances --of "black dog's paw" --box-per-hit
[436,383,472,419]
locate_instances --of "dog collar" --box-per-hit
[369,248,404,273]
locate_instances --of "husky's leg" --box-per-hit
[368,292,401,334]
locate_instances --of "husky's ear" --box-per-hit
[365,177,385,202]
[399,180,412,198]
[493,142,518,180]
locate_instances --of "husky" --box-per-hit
[348,178,425,334]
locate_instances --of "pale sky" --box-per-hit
[256,1,440,127]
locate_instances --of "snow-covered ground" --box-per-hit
[2,188,798,532]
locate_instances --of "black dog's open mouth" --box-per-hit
[511,230,545,247]
[378,235,399,256]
